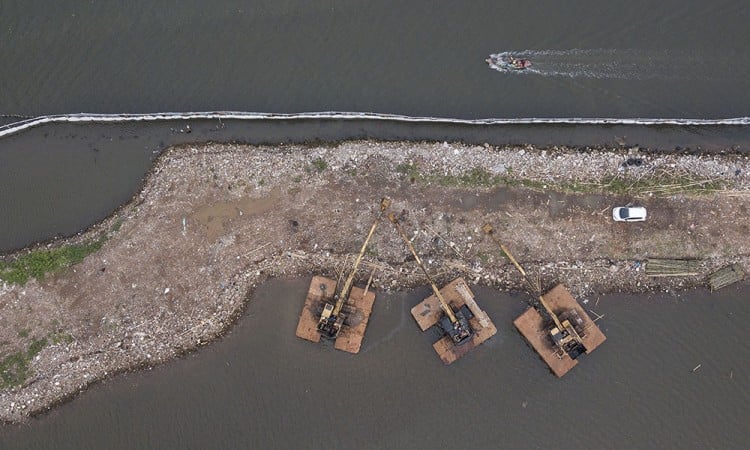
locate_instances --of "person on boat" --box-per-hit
[509,56,530,69]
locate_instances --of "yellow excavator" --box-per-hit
[390,212,473,345]
[482,223,587,359]
[317,198,391,339]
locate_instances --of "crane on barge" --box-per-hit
[482,223,587,359]
[316,198,391,339]
[389,213,473,345]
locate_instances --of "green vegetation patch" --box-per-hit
[595,174,725,196]
[396,162,421,180]
[395,161,724,197]
[310,157,328,173]
[0,337,47,389]
[110,219,123,233]
[397,164,503,188]
[49,330,74,346]
[437,168,502,188]
[0,237,105,286]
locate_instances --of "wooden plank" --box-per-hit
[333,286,376,354]
[709,264,746,291]
[411,288,443,331]
[646,259,702,277]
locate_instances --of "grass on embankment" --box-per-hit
[0,338,48,389]
[396,164,726,196]
[0,237,105,286]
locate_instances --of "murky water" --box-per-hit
[1,279,747,449]
[1,1,749,119]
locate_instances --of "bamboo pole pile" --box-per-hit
[645,258,703,277]
[709,264,746,291]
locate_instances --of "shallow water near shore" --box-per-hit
[1,278,747,449]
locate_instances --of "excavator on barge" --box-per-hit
[295,198,391,353]
[390,213,496,364]
[482,223,606,376]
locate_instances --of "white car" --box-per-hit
[612,206,647,222]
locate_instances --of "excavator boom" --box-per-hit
[333,198,390,316]
[317,198,391,338]
[390,213,473,345]
[482,223,585,356]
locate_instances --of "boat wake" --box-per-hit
[487,49,735,80]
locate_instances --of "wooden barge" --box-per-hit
[295,275,376,354]
[513,284,606,377]
[411,277,497,364]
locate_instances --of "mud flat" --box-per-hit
[1,140,749,422]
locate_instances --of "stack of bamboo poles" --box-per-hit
[709,264,746,291]
[645,259,703,277]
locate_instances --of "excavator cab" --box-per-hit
[549,320,587,360]
[317,302,344,338]
[438,304,474,345]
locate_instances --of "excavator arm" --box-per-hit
[390,213,473,345]
[317,198,391,338]
[482,223,586,358]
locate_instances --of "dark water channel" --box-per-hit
[1,278,747,449]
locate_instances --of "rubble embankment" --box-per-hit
[1,140,749,423]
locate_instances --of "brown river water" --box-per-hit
[1,278,747,449]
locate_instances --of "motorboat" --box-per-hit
[486,54,532,70]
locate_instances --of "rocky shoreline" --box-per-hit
[1,140,749,423]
